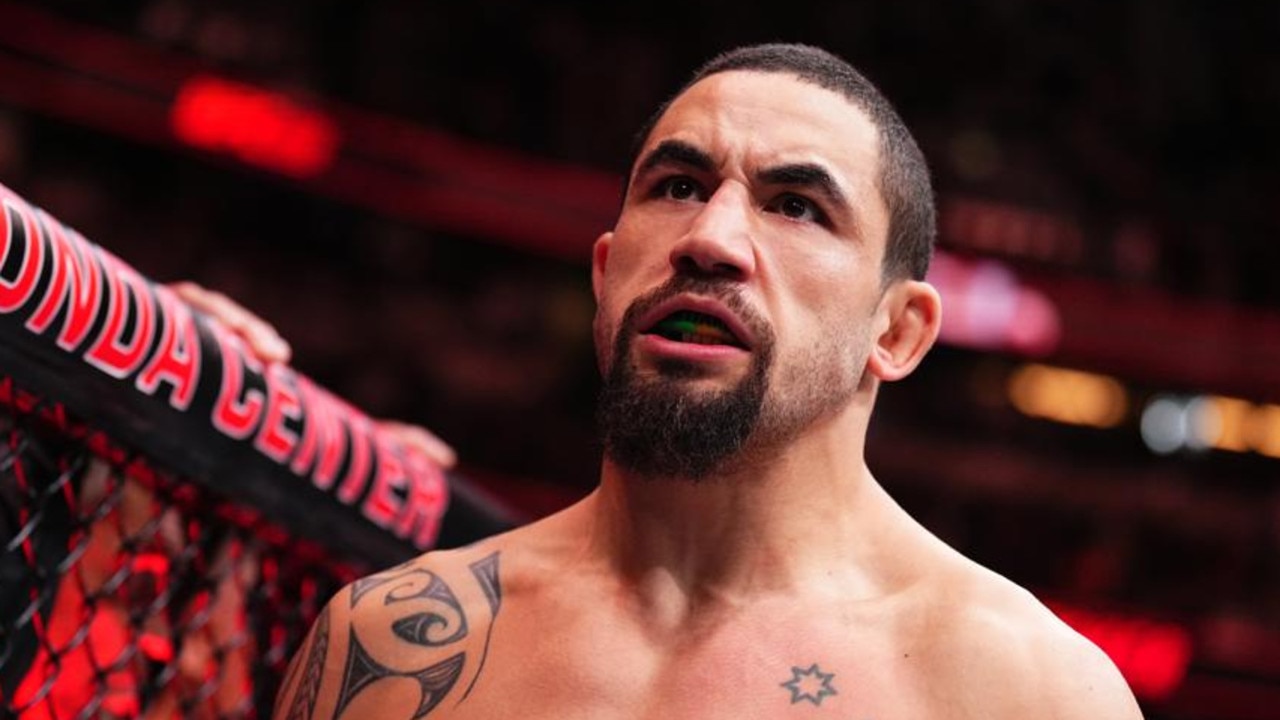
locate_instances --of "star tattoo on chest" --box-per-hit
[780,663,839,706]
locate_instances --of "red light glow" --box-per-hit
[170,76,339,178]
[928,252,1063,356]
[1052,603,1193,701]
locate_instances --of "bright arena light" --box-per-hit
[1010,374,1280,461]
[1253,405,1280,458]
[1140,395,1188,455]
[1007,364,1128,428]
[1141,394,1280,457]
[1184,396,1218,452]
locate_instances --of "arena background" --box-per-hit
[0,1,1277,718]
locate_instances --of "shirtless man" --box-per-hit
[260,44,1142,719]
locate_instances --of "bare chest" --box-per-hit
[450,602,960,720]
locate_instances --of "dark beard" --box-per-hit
[596,278,774,480]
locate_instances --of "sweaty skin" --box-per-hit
[273,71,1143,720]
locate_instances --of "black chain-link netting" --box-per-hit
[0,375,361,719]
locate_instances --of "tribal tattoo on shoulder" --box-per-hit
[278,605,331,720]
[333,625,465,719]
[281,551,503,720]
[460,553,502,701]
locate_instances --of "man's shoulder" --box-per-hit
[914,561,1143,718]
[339,541,508,635]
[271,542,510,720]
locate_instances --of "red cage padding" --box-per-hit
[0,181,449,564]
[0,180,453,717]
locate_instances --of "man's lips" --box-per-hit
[635,295,756,350]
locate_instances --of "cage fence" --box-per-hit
[1,374,362,719]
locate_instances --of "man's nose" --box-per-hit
[668,184,757,280]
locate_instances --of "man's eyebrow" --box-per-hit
[757,163,851,210]
[635,140,715,178]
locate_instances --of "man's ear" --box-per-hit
[591,231,613,301]
[866,280,942,382]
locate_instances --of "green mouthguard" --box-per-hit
[655,314,734,342]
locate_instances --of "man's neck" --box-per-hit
[581,411,913,631]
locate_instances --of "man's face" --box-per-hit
[593,70,893,479]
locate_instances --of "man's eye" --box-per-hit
[659,177,700,201]
[770,194,824,223]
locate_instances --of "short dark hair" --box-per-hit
[625,43,935,281]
